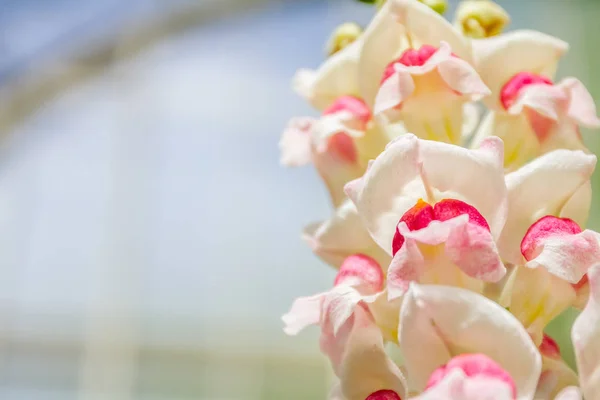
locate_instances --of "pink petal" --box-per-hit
[560,77,600,128]
[521,216,600,283]
[282,292,325,335]
[500,149,596,265]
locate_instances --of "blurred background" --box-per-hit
[0,0,598,399]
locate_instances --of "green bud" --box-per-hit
[419,0,448,15]
[325,22,363,57]
[455,0,510,38]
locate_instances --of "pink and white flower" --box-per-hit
[345,134,507,298]
[399,283,541,398]
[471,30,600,169]
[282,255,407,400]
[374,42,489,143]
[280,96,389,207]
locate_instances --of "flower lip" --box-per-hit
[334,254,384,291]
[365,390,402,400]
[322,95,372,126]
[539,334,561,360]
[392,198,490,255]
[520,215,582,261]
[500,71,553,110]
[425,353,517,399]
[380,45,438,84]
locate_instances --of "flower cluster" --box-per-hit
[279,1,600,399]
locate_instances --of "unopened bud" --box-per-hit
[455,0,510,38]
[419,0,447,15]
[325,22,363,57]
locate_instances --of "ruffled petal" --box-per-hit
[282,292,325,335]
[522,216,600,284]
[399,284,541,397]
[559,77,600,128]
[387,215,504,298]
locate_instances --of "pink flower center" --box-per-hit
[365,390,402,400]
[322,95,372,126]
[539,334,561,360]
[500,72,553,110]
[392,199,490,256]
[426,354,516,399]
[521,216,582,261]
[381,45,438,84]
[334,254,384,291]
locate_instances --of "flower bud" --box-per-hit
[455,0,510,38]
[325,22,363,57]
[419,0,447,15]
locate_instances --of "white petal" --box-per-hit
[302,199,391,268]
[559,77,600,128]
[470,111,540,171]
[417,136,507,238]
[331,305,408,400]
[500,149,597,264]
[390,0,472,61]
[572,263,600,400]
[399,284,542,398]
[282,292,325,335]
[294,40,363,110]
[509,267,575,345]
[344,134,422,253]
[358,1,408,107]
[559,181,592,228]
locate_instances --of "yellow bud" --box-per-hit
[325,22,363,57]
[418,0,448,15]
[455,0,510,38]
